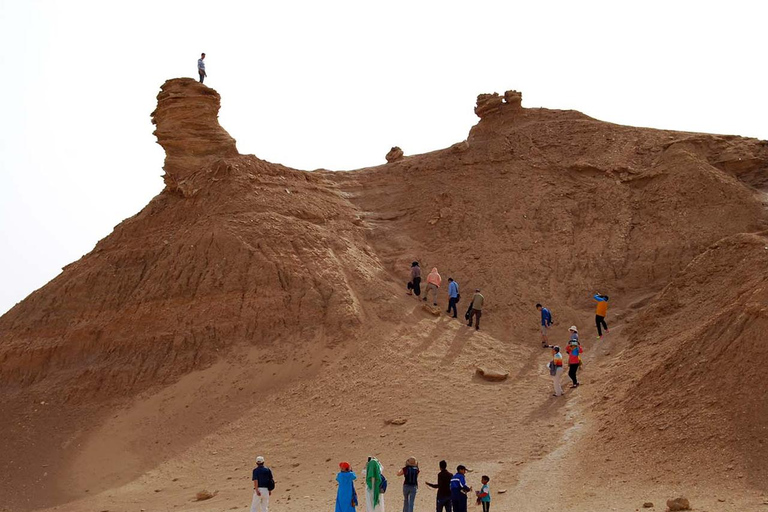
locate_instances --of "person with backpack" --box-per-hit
[250,455,275,512]
[426,460,453,512]
[536,303,553,347]
[467,289,484,330]
[447,278,460,318]
[593,293,610,339]
[423,267,442,306]
[397,457,419,512]
[407,262,422,297]
[365,457,386,512]
[450,465,472,512]
[335,461,358,512]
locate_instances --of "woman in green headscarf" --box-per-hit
[365,456,386,512]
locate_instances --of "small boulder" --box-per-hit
[504,90,523,108]
[451,140,469,153]
[385,146,404,163]
[474,93,504,118]
[195,490,216,501]
[666,497,690,511]
[422,303,441,316]
[385,418,408,426]
[643,502,654,508]
[476,367,509,382]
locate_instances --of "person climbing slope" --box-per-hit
[336,462,358,512]
[423,267,442,306]
[551,346,564,396]
[250,456,275,512]
[407,262,422,297]
[593,293,609,339]
[536,303,553,347]
[566,328,583,388]
[365,457,386,512]
[447,277,460,318]
[467,289,484,330]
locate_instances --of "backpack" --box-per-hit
[380,474,388,493]
[403,466,419,486]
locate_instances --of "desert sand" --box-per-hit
[1,79,767,512]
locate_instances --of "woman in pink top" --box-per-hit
[423,268,442,306]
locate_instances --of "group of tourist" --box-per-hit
[407,262,485,330]
[249,456,489,512]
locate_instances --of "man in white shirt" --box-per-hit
[198,53,206,83]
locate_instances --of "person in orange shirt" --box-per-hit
[593,293,609,339]
[423,267,442,306]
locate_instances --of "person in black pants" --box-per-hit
[446,278,459,318]
[407,262,422,297]
[450,465,471,512]
[426,460,453,512]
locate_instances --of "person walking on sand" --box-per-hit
[550,346,564,396]
[536,303,553,347]
[365,457,386,512]
[407,262,422,297]
[426,460,453,512]
[250,456,275,512]
[447,278,460,318]
[397,457,419,512]
[566,327,583,388]
[593,293,609,339]
[197,53,207,83]
[423,267,442,306]
[450,465,472,512]
[467,289,484,330]
[336,462,358,512]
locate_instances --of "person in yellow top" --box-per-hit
[593,293,609,339]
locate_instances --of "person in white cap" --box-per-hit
[251,455,275,512]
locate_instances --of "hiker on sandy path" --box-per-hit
[407,262,422,297]
[396,457,419,512]
[566,326,582,388]
[365,457,386,512]
[335,462,358,512]
[426,460,453,512]
[593,293,609,339]
[536,303,553,347]
[250,456,275,512]
[423,267,442,306]
[467,289,484,330]
[447,278,460,318]
[550,346,564,396]
[450,465,472,512]
[198,53,207,83]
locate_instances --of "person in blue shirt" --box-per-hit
[450,465,472,512]
[446,278,460,318]
[536,303,553,347]
[335,461,358,512]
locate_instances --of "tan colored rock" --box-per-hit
[386,146,404,163]
[386,418,408,426]
[643,502,654,508]
[504,90,523,108]
[474,93,504,118]
[666,497,690,511]
[195,490,216,501]
[476,367,509,382]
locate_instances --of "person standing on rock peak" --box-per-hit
[250,455,275,512]
[407,261,422,297]
[467,289,484,330]
[198,52,207,83]
[593,293,610,339]
[423,267,442,306]
[536,303,553,347]
[447,277,460,318]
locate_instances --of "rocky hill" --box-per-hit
[1,78,766,512]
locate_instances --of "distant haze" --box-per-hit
[1,0,766,315]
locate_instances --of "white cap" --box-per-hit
[256,456,265,463]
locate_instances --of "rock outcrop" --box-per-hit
[385,146,404,162]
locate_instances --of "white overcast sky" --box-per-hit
[1,0,766,315]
